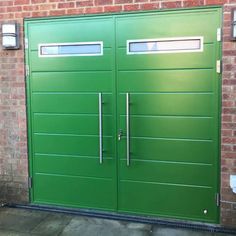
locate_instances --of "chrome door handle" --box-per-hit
[98,93,103,164]
[126,93,130,166]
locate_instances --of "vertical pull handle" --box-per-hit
[126,93,130,166]
[99,93,103,164]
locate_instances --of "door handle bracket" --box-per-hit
[118,129,123,141]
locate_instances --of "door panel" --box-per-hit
[27,16,117,210]
[118,94,213,116]
[119,181,216,221]
[28,18,114,49]
[119,138,214,163]
[32,94,112,114]
[31,72,112,92]
[116,9,220,222]
[31,49,113,71]
[116,12,219,44]
[118,70,214,92]
[34,174,115,210]
[120,116,213,139]
[117,45,214,70]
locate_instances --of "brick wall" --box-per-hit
[221,3,236,227]
[0,0,236,228]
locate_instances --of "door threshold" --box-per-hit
[4,203,236,235]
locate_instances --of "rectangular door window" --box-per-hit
[39,41,103,57]
[127,37,203,54]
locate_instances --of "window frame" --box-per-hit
[126,37,204,55]
[38,41,104,57]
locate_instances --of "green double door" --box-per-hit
[25,7,221,223]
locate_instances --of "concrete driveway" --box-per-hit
[0,207,234,236]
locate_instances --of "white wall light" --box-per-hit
[232,9,236,41]
[1,22,20,49]
[230,175,236,194]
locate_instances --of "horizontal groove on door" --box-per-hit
[34,156,114,177]
[118,70,214,92]
[119,138,214,164]
[32,94,113,114]
[32,92,112,95]
[119,161,214,187]
[120,116,213,140]
[120,179,212,189]
[33,134,113,157]
[33,114,113,135]
[117,45,214,70]
[33,133,112,138]
[31,49,113,71]
[118,94,213,116]
[31,72,113,92]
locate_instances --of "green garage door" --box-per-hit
[25,7,221,223]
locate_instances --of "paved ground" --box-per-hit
[0,207,235,236]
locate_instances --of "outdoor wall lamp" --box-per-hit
[1,22,20,49]
[232,9,236,41]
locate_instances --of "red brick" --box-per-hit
[32,11,48,17]
[40,4,57,10]
[58,2,75,8]
[31,0,47,3]
[104,5,122,12]
[15,11,31,18]
[85,6,104,13]
[135,0,148,2]
[0,1,13,6]
[67,8,85,14]
[123,4,140,10]
[161,1,182,8]
[7,6,22,12]
[115,0,132,3]
[0,7,7,13]
[205,0,227,4]
[50,9,66,16]
[94,0,112,5]
[140,2,160,9]
[23,5,40,11]
[222,129,233,137]
[222,115,233,122]
[14,0,29,5]
[183,0,204,7]
[76,0,94,7]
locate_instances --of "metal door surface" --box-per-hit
[116,8,221,223]
[25,7,221,223]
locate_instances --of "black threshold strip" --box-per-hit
[3,203,236,235]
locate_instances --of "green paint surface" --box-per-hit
[25,7,221,223]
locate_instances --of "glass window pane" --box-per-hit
[40,42,102,57]
[58,44,101,55]
[41,46,58,55]
[128,38,202,54]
